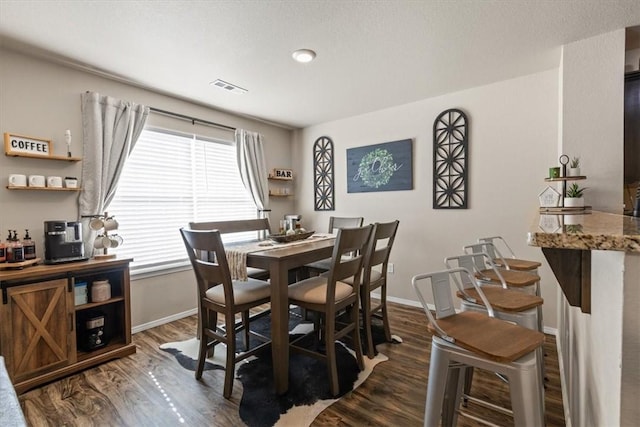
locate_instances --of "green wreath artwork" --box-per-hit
[357,148,396,188]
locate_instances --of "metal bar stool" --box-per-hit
[478,236,542,274]
[412,268,545,427]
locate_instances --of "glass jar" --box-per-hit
[91,280,111,302]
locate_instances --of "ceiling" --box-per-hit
[1,1,639,129]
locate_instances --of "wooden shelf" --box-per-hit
[75,296,125,311]
[5,152,81,161]
[544,176,586,182]
[539,206,592,214]
[268,176,293,181]
[6,186,80,191]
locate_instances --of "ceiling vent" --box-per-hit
[210,79,248,94]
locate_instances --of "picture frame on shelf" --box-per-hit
[539,186,561,207]
[4,132,52,158]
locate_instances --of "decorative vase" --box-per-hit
[568,167,581,177]
[564,197,584,208]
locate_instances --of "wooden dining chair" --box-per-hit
[180,228,271,399]
[343,220,399,358]
[189,218,271,280]
[288,224,373,396]
[304,216,364,276]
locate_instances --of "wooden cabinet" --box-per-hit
[0,258,135,394]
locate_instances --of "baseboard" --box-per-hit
[131,308,197,334]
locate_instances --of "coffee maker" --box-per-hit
[44,220,88,264]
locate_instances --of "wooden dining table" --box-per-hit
[244,236,336,394]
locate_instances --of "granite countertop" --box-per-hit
[528,210,640,252]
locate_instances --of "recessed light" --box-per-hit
[292,49,316,63]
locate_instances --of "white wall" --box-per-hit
[556,29,628,427]
[0,47,295,327]
[292,68,561,330]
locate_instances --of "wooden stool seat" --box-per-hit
[478,268,539,288]
[426,311,545,363]
[457,285,543,312]
[493,258,541,271]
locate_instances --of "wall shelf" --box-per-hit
[6,186,80,192]
[5,152,81,162]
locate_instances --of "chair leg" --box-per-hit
[361,290,376,359]
[242,310,250,351]
[223,312,236,399]
[424,342,452,427]
[324,314,340,396]
[380,285,392,343]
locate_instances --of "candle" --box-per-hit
[65,129,71,157]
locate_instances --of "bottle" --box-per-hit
[7,230,24,263]
[22,229,36,260]
[5,230,14,262]
[0,237,5,262]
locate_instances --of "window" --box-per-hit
[107,128,257,273]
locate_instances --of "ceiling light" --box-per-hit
[292,49,316,63]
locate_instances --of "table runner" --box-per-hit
[226,234,334,281]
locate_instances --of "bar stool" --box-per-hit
[478,236,542,274]
[411,268,545,426]
[445,253,545,409]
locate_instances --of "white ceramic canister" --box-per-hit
[91,280,111,302]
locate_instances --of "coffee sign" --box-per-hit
[4,133,52,157]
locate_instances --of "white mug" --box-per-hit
[28,175,45,187]
[93,235,113,249]
[47,176,63,188]
[90,217,119,232]
[8,174,27,187]
[108,235,123,248]
[65,177,78,188]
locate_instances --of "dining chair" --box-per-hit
[288,224,373,396]
[478,236,542,274]
[189,218,271,280]
[343,220,399,359]
[411,268,545,426]
[304,216,364,276]
[180,228,271,399]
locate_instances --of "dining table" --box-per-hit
[234,235,336,394]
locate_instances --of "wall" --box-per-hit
[0,47,294,328]
[292,68,561,330]
[556,29,627,427]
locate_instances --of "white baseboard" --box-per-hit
[131,308,197,334]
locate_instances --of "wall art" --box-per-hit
[313,136,335,211]
[347,139,412,193]
[433,108,469,209]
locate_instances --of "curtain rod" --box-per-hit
[149,107,236,132]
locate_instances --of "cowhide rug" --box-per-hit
[160,310,401,427]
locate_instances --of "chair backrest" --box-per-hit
[445,253,508,293]
[362,220,399,286]
[325,225,373,307]
[328,216,364,233]
[180,228,234,306]
[411,268,495,341]
[478,236,517,259]
[189,218,271,238]
[463,242,509,271]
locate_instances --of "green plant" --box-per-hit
[570,156,580,168]
[565,182,586,198]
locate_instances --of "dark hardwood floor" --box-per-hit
[18,302,565,426]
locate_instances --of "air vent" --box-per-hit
[210,79,248,94]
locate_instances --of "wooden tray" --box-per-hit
[0,257,41,270]
[269,230,315,243]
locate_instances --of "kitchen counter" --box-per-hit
[527,210,640,426]
[527,210,640,252]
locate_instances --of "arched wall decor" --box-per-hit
[433,108,469,209]
[313,136,335,211]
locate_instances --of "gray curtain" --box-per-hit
[235,129,270,234]
[79,91,149,255]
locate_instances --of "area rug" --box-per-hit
[160,311,401,427]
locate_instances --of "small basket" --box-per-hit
[268,230,315,243]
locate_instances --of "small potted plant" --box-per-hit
[564,182,586,207]
[568,156,581,177]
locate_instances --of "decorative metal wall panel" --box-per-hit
[433,109,469,209]
[313,136,335,211]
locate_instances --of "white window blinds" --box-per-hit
[107,128,257,273]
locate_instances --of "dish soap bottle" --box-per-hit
[7,230,25,263]
[22,229,36,260]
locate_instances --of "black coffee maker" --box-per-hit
[44,220,88,264]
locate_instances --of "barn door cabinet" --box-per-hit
[0,258,135,394]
